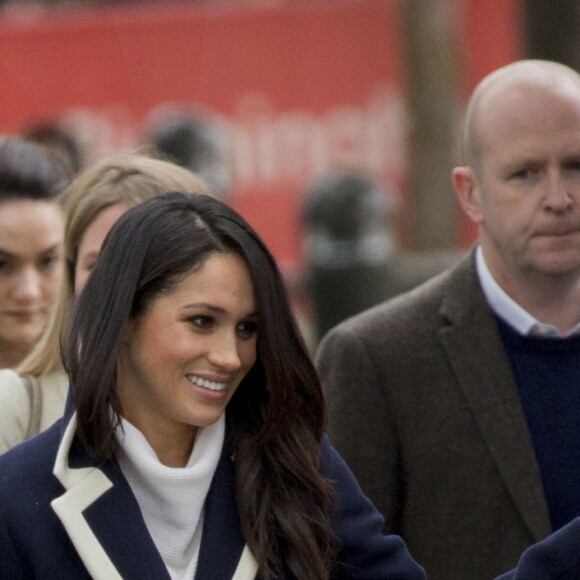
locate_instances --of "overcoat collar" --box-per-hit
[437,249,552,542]
[50,413,258,579]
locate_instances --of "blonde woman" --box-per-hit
[0,154,207,454]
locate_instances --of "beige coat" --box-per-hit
[0,368,68,454]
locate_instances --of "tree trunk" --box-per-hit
[525,0,580,71]
[402,0,460,250]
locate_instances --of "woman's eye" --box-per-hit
[188,316,214,329]
[39,254,60,271]
[237,320,259,339]
[0,258,14,274]
[565,161,580,173]
[83,260,97,274]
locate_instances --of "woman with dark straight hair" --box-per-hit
[0,192,425,579]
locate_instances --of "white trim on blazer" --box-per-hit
[50,413,258,579]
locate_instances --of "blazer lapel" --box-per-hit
[438,253,551,542]
[51,414,122,579]
[196,436,258,580]
[52,414,256,579]
[232,546,259,580]
[51,414,170,580]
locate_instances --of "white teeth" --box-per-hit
[186,374,228,391]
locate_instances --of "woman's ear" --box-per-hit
[120,319,135,343]
[452,166,485,224]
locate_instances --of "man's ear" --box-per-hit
[452,166,484,224]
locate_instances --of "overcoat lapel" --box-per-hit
[437,254,552,542]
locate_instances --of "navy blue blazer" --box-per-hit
[497,517,580,580]
[0,412,425,579]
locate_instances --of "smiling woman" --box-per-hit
[116,252,258,468]
[0,192,425,580]
[0,136,70,369]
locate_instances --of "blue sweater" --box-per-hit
[496,316,580,531]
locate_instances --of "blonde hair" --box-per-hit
[18,154,208,375]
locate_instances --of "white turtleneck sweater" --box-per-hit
[116,415,225,579]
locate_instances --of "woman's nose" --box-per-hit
[207,332,242,371]
[13,268,43,302]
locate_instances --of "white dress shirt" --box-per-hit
[476,245,580,338]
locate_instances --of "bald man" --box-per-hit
[316,60,580,580]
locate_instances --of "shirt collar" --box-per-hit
[475,246,580,338]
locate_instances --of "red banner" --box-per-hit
[0,0,523,271]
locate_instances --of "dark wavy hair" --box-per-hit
[63,191,334,578]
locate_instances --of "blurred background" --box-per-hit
[1,0,578,348]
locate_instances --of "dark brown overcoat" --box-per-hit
[316,250,552,580]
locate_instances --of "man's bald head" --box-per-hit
[462,60,580,174]
[452,58,580,301]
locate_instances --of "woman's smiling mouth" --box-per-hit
[186,374,228,392]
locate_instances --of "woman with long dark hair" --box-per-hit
[0,192,425,579]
